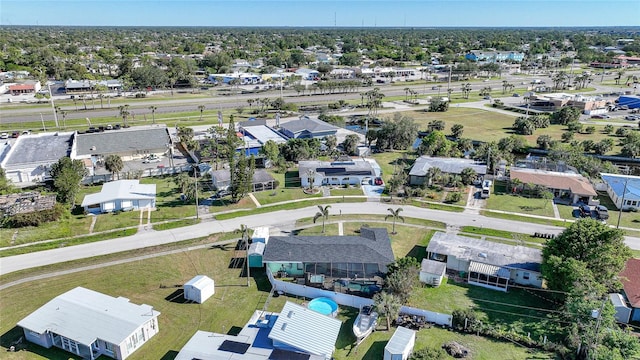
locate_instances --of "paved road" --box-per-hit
[3,71,632,126]
[2,201,638,275]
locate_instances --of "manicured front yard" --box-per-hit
[485,193,555,217]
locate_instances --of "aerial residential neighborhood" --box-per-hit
[1,2,640,360]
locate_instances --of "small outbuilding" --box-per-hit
[248,242,266,268]
[419,258,447,287]
[183,275,215,304]
[252,226,270,244]
[609,293,632,324]
[384,326,416,360]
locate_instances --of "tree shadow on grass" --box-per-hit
[406,245,427,260]
[160,350,179,360]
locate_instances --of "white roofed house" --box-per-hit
[17,287,160,360]
[299,159,376,188]
[81,180,156,214]
[409,156,487,186]
[426,232,543,292]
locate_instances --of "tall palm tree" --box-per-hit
[148,106,157,124]
[104,154,123,180]
[385,208,405,235]
[373,291,402,330]
[427,167,442,187]
[236,224,252,287]
[197,105,205,121]
[313,205,331,233]
[118,104,130,127]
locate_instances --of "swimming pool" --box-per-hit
[307,297,339,317]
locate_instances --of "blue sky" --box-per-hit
[1,1,639,27]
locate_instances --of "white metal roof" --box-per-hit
[185,275,214,289]
[385,326,415,354]
[268,301,341,358]
[17,287,160,346]
[248,242,265,256]
[81,180,156,207]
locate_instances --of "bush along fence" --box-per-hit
[451,309,570,357]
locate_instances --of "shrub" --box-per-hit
[6,203,66,227]
[445,192,462,203]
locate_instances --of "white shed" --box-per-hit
[184,275,215,304]
[384,326,415,360]
[419,259,447,287]
[609,293,632,324]
[252,226,270,244]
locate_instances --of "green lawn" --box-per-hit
[330,186,365,196]
[408,280,562,343]
[460,226,545,246]
[295,214,446,229]
[481,210,569,228]
[335,326,554,360]
[0,214,92,247]
[214,197,367,220]
[252,187,322,205]
[341,222,434,259]
[485,193,555,217]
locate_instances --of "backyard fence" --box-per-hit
[267,269,453,327]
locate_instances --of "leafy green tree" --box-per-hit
[313,205,331,233]
[342,134,360,155]
[50,157,87,206]
[542,219,631,293]
[550,106,581,125]
[0,167,15,195]
[536,134,554,150]
[603,124,614,134]
[373,291,402,330]
[427,119,446,132]
[460,167,477,185]
[385,207,405,235]
[259,140,280,162]
[513,117,535,135]
[104,154,123,180]
[450,124,464,139]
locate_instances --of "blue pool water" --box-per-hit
[308,297,338,316]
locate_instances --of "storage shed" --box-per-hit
[252,226,270,244]
[248,242,265,268]
[419,259,447,287]
[609,293,632,324]
[384,326,416,360]
[184,275,215,304]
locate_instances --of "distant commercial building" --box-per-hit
[465,51,525,63]
[8,80,41,95]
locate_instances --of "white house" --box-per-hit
[81,180,156,214]
[17,287,160,360]
[183,275,215,304]
[384,326,416,360]
[419,258,447,287]
[426,232,543,292]
[601,173,640,211]
[299,159,377,188]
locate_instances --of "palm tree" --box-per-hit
[426,167,442,187]
[385,208,405,235]
[313,205,331,233]
[118,104,130,127]
[305,169,316,190]
[236,224,252,287]
[373,291,402,330]
[197,105,206,121]
[148,106,157,124]
[104,154,123,180]
[403,87,410,101]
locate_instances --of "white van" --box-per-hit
[480,180,492,199]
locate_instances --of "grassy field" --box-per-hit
[295,214,446,229]
[214,197,367,220]
[460,226,545,246]
[485,193,556,217]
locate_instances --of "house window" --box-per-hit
[522,272,530,280]
[104,341,114,354]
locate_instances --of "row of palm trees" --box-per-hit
[313,205,405,235]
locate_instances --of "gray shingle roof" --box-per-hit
[263,227,395,269]
[75,127,170,156]
[420,259,446,275]
[210,169,275,185]
[409,156,487,177]
[426,232,542,272]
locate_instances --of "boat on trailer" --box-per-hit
[353,305,378,341]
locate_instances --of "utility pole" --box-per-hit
[448,64,452,91]
[194,163,199,220]
[48,84,59,128]
[40,113,46,131]
[616,177,629,229]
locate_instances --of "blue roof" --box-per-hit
[601,173,640,201]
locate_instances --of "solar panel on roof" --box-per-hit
[218,340,250,354]
[269,348,311,360]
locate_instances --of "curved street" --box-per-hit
[1,201,638,275]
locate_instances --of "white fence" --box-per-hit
[266,269,452,327]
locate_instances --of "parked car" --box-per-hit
[0,132,8,139]
[625,115,639,121]
[211,189,231,199]
[595,205,609,220]
[11,131,20,138]
[374,177,383,186]
[142,154,161,163]
[512,93,520,97]
[579,204,592,217]
[590,114,611,119]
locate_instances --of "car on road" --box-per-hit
[512,93,520,97]
[0,132,8,139]
[625,115,639,121]
[431,86,439,90]
[590,114,611,119]
[142,154,161,163]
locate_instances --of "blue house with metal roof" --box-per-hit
[601,173,640,211]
